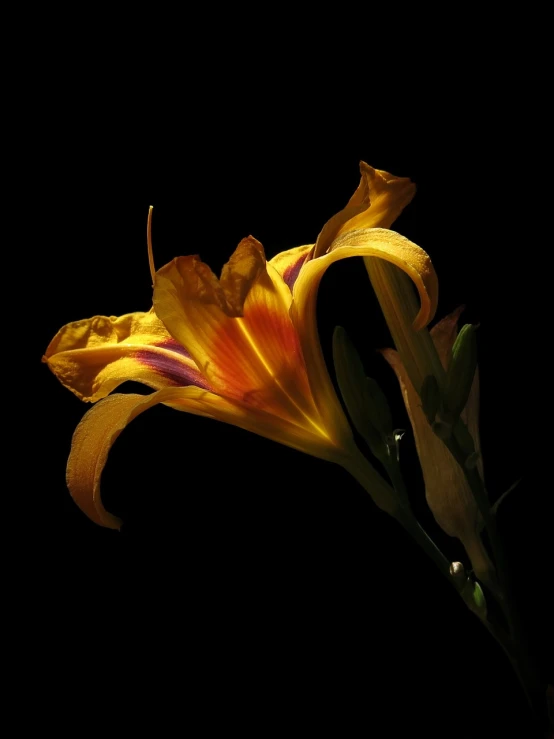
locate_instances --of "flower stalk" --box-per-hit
[363,258,546,730]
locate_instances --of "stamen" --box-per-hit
[147,205,156,284]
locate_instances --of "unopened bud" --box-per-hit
[462,579,487,620]
[450,562,487,618]
[450,561,467,590]
[444,324,478,420]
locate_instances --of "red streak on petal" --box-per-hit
[209,300,314,421]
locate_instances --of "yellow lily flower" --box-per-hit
[44,163,437,530]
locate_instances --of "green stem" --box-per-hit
[346,453,460,589]
[346,452,545,729]
[444,430,545,724]
[446,428,515,631]
[483,620,545,731]
[362,258,545,728]
[383,459,410,508]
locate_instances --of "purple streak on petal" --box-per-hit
[134,346,211,390]
[282,248,313,290]
[154,339,193,358]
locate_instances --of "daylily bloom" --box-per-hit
[44,163,437,530]
[381,307,495,588]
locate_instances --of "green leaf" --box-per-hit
[332,326,393,461]
[461,576,488,619]
[363,376,393,435]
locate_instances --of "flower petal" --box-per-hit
[291,228,438,438]
[43,310,209,401]
[168,389,349,462]
[313,162,416,257]
[66,388,191,529]
[330,228,438,330]
[269,244,314,290]
[153,237,330,436]
[69,385,348,529]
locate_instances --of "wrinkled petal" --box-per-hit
[313,162,416,257]
[291,228,438,439]
[153,237,335,441]
[269,244,314,291]
[44,310,208,401]
[69,386,349,529]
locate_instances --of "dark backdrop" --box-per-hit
[32,113,550,737]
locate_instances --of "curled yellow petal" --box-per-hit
[313,162,416,257]
[43,310,207,401]
[66,388,191,529]
[268,244,314,290]
[289,228,436,444]
[329,228,438,330]
[69,384,353,530]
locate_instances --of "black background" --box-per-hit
[30,96,550,737]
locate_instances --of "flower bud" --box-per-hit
[444,323,478,421]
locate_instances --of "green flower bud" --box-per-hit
[450,562,487,619]
[444,324,478,420]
